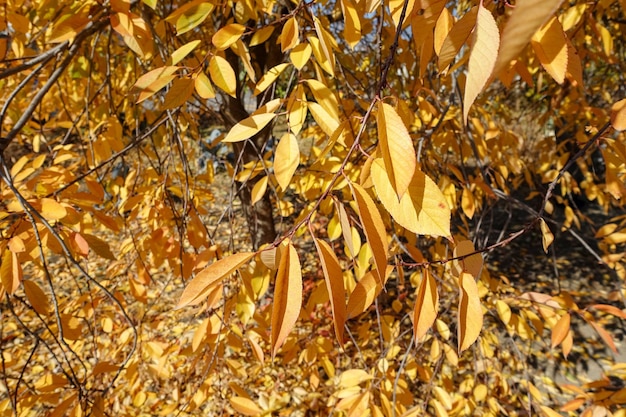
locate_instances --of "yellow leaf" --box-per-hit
[290,42,312,70]
[308,102,340,137]
[494,0,564,75]
[610,98,626,131]
[209,55,237,97]
[495,300,511,325]
[540,406,565,417]
[453,240,482,279]
[314,239,347,344]
[0,250,20,294]
[438,7,477,71]
[133,66,179,103]
[232,39,256,83]
[463,3,499,124]
[287,85,307,135]
[341,0,362,49]
[177,252,255,308]
[305,79,339,120]
[271,243,302,359]
[413,268,438,340]
[170,40,201,65]
[229,396,262,416]
[223,113,276,143]
[351,183,388,285]
[531,17,568,84]
[540,218,554,253]
[254,63,290,96]
[195,72,215,99]
[174,1,214,35]
[250,176,268,205]
[212,23,245,50]
[308,35,334,75]
[48,15,90,43]
[313,16,335,74]
[274,133,300,190]
[551,313,570,348]
[163,77,194,109]
[458,271,483,352]
[346,268,392,319]
[337,202,355,258]
[250,25,274,47]
[376,102,416,199]
[281,17,299,51]
[370,159,451,238]
[433,7,453,56]
[339,369,373,388]
[41,198,67,220]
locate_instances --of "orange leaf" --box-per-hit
[458,271,483,352]
[346,267,393,319]
[23,280,50,315]
[413,268,439,340]
[551,313,570,349]
[351,183,388,285]
[453,240,483,279]
[314,239,347,345]
[590,304,626,319]
[41,198,67,220]
[463,2,499,124]
[610,98,626,131]
[494,0,564,75]
[177,252,255,308]
[271,243,302,359]
[376,102,416,199]
[589,321,618,354]
[531,17,568,84]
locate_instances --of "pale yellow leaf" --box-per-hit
[250,176,268,205]
[41,198,67,220]
[377,102,416,199]
[209,55,237,97]
[254,63,290,96]
[271,243,302,358]
[308,35,334,75]
[540,218,554,253]
[177,252,255,308]
[370,159,451,238]
[222,100,281,143]
[540,405,565,417]
[290,42,312,70]
[194,72,215,99]
[610,98,626,131]
[337,202,355,258]
[274,133,300,190]
[308,102,339,137]
[281,17,299,51]
[313,16,335,74]
[494,0,564,75]
[339,369,373,388]
[463,3,499,124]
[458,271,483,352]
[229,396,262,416]
[413,268,438,340]
[438,7,477,71]
[170,40,200,65]
[531,17,568,84]
[314,239,347,344]
[551,313,570,349]
[305,79,339,120]
[351,183,388,285]
[212,23,245,50]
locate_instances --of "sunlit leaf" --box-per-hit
[271,242,302,358]
[290,42,312,70]
[314,239,347,345]
[346,266,393,319]
[209,55,237,97]
[551,313,570,349]
[610,98,626,131]
[229,396,263,416]
[531,17,568,84]
[458,271,483,352]
[133,66,179,103]
[540,219,554,253]
[250,176,268,205]
[413,268,438,340]
[438,7,477,71]
[170,40,201,65]
[281,17,299,51]
[40,198,67,221]
[212,23,245,50]
[274,133,300,190]
[254,63,290,96]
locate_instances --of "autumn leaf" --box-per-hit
[177,252,256,308]
[458,272,483,352]
[274,133,300,190]
[551,313,570,349]
[222,99,281,143]
[413,268,439,340]
[314,239,347,344]
[209,55,237,97]
[610,98,626,131]
[346,267,393,319]
[540,219,554,253]
[212,24,245,50]
[271,242,302,359]
[376,102,416,199]
[463,2,499,124]
[531,17,568,84]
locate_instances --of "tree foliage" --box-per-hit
[1,0,626,415]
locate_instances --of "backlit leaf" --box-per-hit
[551,313,570,349]
[610,98,626,131]
[313,16,335,74]
[540,219,554,253]
[290,42,312,70]
[413,268,438,340]
[133,66,179,103]
[376,102,416,199]
[339,369,373,388]
[274,133,300,190]
[175,1,214,35]
[254,63,290,96]
[346,267,393,319]
[371,159,451,238]
[222,99,280,143]
[341,0,362,49]
[177,252,255,308]
[314,239,347,344]
[212,23,245,50]
[531,17,568,84]
[195,72,215,99]
[494,0,564,75]
[351,183,388,285]
[463,3,499,124]
[209,55,237,97]
[458,271,483,352]
[438,7,477,71]
[281,17,299,51]
[453,240,482,279]
[271,242,302,359]
[170,40,200,65]
[41,198,67,221]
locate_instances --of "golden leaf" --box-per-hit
[222,99,280,143]
[413,268,439,340]
[376,102,416,199]
[250,176,268,205]
[280,17,299,52]
[209,55,237,97]
[271,242,302,359]
[133,66,179,103]
[212,23,245,50]
[438,6,477,71]
[540,218,554,253]
[194,72,215,99]
[290,42,312,70]
[40,198,67,221]
[229,396,263,416]
[254,63,290,96]
[531,17,568,84]
[610,98,626,131]
[274,133,300,190]
[458,271,483,352]
[314,238,347,345]
[170,40,201,65]
[551,313,570,348]
[463,3,499,124]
